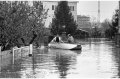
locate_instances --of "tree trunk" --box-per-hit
[21,38,26,46]
[29,31,37,44]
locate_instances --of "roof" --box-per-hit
[42,1,79,3]
[77,15,90,18]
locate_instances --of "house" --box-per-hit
[77,15,91,33]
[42,1,78,28]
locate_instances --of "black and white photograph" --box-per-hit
[0,0,120,79]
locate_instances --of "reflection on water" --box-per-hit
[48,49,81,78]
[1,38,120,78]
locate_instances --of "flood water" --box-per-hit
[1,38,120,78]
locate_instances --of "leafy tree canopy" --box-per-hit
[50,1,77,35]
[0,1,47,50]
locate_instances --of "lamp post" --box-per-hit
[62,25,66,33]
[62,25,67,41]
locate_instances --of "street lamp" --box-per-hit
[62,25,66,41]
[62,25,66,33]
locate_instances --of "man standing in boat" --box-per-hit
[51,34,64,43]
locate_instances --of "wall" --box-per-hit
[77,15,91,33]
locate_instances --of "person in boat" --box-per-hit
[67,34,74,43]
[51,35,64,43]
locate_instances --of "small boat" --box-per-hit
[48,42,82,50]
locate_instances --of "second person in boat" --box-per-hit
[67,34,74,43]
[51,34,64,43]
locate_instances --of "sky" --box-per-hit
[15,0,119,22]
[77,1,119,22]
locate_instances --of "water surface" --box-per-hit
[0,38,120,78]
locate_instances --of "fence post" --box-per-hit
[29,44,33,57]
[0,46,2,55]
[12,47,15,64]
[0,46,1,71]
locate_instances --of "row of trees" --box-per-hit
[101,9,119,39]
[0,1,78,50]
[0,1,48,50]
[50,1,119,40]
[1,1,117,50]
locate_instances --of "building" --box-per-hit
[77,15,91,32]
[42,1,78,28]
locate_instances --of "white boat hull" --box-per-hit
[48,43,82,50]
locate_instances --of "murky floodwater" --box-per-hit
[1,38,120,78]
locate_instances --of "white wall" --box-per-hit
[68,2,77,21]
[43,1,57,28]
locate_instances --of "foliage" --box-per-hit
[101,19,110,30]
[103,9,119,38]
[91,27,101,38]
[112,9,119,28]
[73,29,89,38]
[111,9,119,34]
[0,1,47,50]
[101,19,110,37]
[50,1,77,35]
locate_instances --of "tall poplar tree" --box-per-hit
[104,9,119,38]
[111,9,119,35]
[50,1,77,35]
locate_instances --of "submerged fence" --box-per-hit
[0,44,33,70]
[13,44,33,57]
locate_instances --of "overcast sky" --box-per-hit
[30,0,118,22]
[77,1,118,22]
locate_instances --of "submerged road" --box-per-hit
[0,38,120,78]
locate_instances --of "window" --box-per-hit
[73,6,74,11]
[52,5,57,10]
[52,5,54,10]
[41,5,43,9]
[69,6,74,11]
